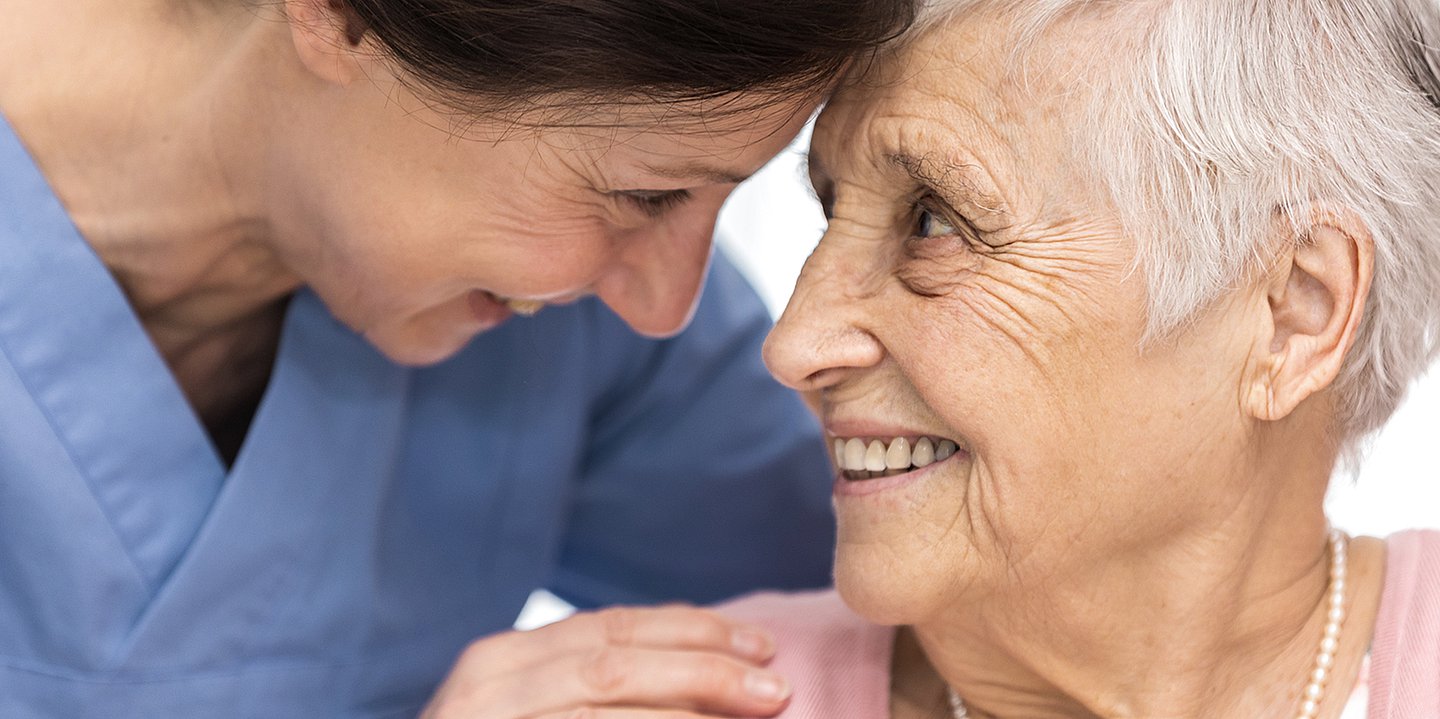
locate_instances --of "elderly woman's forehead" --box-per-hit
[818,14,1076,173]
[851,14,1015,100]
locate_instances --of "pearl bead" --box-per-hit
[1300,698,1319,717]
[1312,666,1328,684]
[1318,651,1335,669]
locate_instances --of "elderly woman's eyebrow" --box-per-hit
[886,151,1007,219]
[885,151,925,177]
[886,152,959,186]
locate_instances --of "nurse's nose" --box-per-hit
[593,218,716,338]
[763,232,884,393]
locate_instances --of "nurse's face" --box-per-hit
[270,79,816,365]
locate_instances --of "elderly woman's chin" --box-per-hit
[830,465,982,626]
[833,540,969,627]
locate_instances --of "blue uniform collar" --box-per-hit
[0,113,231,589]
[0,115,411,620]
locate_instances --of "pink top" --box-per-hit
[721,530,1440,718]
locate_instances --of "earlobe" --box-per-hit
[283,0,370,86]
[1244,346,1285,422]
[1244,208,1374,423]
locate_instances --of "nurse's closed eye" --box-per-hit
[618,189,692,217]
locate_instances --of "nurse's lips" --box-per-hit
[467,289,514,329]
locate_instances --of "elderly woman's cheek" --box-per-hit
[894,238,985,297]
[965,247,1125,365]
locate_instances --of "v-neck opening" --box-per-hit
[0,113,280,592]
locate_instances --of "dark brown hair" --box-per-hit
[341,0,917,121]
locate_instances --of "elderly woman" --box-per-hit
[0,0,917,716]
[720,0,1440,717]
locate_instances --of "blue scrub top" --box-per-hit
[0,118,835,718]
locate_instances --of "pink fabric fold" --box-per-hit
[1368,529,1440,717]
[721,530,1440,718]
[720,590,894,718]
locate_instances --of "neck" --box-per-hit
[905,442,1384,719]
[0,0,302,354]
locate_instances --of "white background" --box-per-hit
[516,125,1440,630]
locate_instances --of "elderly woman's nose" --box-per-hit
[763,251,884,392]
[594,225,714,338]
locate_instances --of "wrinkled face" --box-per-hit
[764,17,1268,625]
[269,74,816,365]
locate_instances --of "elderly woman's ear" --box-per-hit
[1244,206,1375,423]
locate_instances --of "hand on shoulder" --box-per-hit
[421,604,792,719]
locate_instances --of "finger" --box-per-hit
[470,606,776,673]
[477,646,792,718]
[529,708,764,719]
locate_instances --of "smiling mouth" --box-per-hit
[832,436,960,481]
[480,291,546,317]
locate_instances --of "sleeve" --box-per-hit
[546,252,836,608]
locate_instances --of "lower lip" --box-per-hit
[832,453,963,497]
[467,289,513,329]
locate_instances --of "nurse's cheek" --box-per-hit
[420,605,792,718]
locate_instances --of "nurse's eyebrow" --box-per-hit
[639,162,753,185]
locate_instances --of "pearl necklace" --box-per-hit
[946,530,1348,719]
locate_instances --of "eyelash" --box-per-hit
[810,184,976,245]
[910,195,966,240]
[619,189,692,218]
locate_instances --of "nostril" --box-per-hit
[763,322,858,391]
[799,367,851,392]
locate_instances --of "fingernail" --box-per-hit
[731,628,775,659]
[744,671,791,702]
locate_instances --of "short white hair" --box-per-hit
[918,0,1440,445]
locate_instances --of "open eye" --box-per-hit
[915,205,959,239]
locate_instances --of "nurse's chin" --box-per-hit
[360,319,491,367]
[360,294,516,366]
[371,338,470,367]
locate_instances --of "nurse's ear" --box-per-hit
[284,0,372,86]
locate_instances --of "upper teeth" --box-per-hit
[503,298,545,316]
[833,436,958,472]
